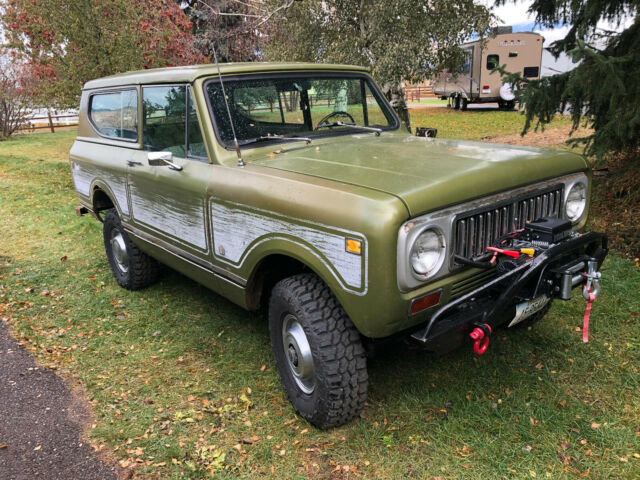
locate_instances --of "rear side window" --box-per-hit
[523,66,539,78]
[143,85,207,160]
[486,54,499,70]
[89,90,138,140]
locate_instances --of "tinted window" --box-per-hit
[89,90,137,140]
[523,66,539,78]
[486,54,499,70]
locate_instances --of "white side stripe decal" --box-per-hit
[210,202,367,294]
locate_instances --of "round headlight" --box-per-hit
[565,181,587,222]
[410,228,446,277]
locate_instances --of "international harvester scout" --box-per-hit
[70,62,607,428]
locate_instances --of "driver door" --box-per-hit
[126,85,212,264]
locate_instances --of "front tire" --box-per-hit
[268,274,368,429]
[103,209,160,290]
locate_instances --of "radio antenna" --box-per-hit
[212,46,244,167]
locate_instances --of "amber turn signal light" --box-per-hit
[409,290,441,315]
[345,238,362,255]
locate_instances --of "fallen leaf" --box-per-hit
[557,451,571,465]
[530,417,539,426]
[60,255,67,261]
[535,363,543,370]
[619,457,628,463]
[530,470,537,478]
[559,442,571,451]
[585,449,593,456]
[34,445,41,451]
[591,422,601,429]
[456,445,471,457]
[260,364,266,372]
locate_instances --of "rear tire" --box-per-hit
[103,209,161,290]
[268,273,368,429]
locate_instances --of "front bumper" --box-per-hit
[410,231,608,353]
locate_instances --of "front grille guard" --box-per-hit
[411,232,608,344]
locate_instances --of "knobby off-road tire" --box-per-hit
[103,209,161,290]
[269,274,368,429]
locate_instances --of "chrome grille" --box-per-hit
[454,186,563,259]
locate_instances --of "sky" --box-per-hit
[490,0,635,47]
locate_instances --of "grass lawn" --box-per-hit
[407,98,449,105]
[1,113,639,479]
[409,108,573,142]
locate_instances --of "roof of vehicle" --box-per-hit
[83,62,370,90]
[461,31,543,47]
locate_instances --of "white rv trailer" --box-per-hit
[433,29,544,110]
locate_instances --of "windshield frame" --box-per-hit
[202,71,400,151]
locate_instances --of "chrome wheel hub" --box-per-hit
[282,314,315,394]
[110,229,129,274]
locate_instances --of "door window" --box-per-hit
[187,89,207,158]
[143,86,207,160]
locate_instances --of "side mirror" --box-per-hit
[147,152,182,171]
[415,127,437,138]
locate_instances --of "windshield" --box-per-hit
[205,74,398,148]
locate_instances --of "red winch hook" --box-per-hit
[469,323,492,355]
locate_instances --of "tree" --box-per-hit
[1,0,205,109]
[262,0,492,131]
[0,56,34,139]
[498,0,640,162]
[180,0,297,63]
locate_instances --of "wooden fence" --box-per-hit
[18,111,79,133]
[404,85,436,102]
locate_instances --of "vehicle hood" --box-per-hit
[249,133,588,216]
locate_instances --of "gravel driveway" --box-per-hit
[0,319,119,480]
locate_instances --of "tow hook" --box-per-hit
[581,260,601,343]
[469,323,492,355]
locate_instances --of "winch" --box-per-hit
[412,216,608,354]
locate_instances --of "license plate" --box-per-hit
[508,295,551,327]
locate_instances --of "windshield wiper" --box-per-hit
[315,121,382,136]
[238,135,312,146]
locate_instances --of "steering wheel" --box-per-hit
[316,111,356,128]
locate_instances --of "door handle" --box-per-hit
[127,160,142,166]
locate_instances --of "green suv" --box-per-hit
[70,63,607,429]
